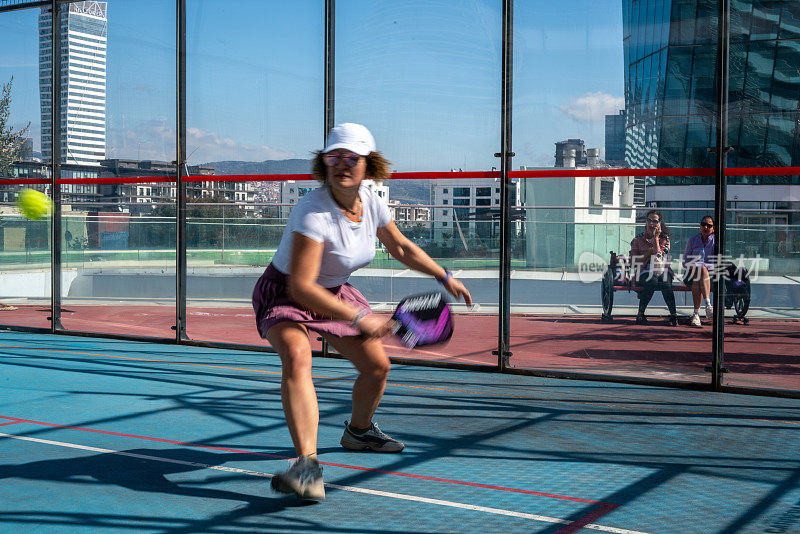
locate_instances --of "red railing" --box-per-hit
[2,166,799,186]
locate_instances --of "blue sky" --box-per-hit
[0,0,624,171]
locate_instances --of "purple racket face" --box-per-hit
[390,292,453,348]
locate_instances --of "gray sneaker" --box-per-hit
[340,420,405,452]
[271,456,325,500]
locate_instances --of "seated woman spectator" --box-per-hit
[629,209,678,326]
[683,215,715,327]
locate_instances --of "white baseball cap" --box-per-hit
[322,123,376,156]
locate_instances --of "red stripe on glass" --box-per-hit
[1,166,798,186]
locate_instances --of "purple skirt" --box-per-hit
[252,263,371,339]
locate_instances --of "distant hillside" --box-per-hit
[201,159,312,176]
[388,179,430,205]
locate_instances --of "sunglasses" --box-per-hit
[700,222,714,228]
[646,218,661,224]
[323,152,361,168]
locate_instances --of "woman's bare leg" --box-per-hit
[266,322,318,457]
[323,335,390,428]
[691,281,702,309]
[699,266,711,300]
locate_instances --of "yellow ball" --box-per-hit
[16,188,53,221]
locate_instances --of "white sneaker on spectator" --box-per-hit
[705,304,714,319]
[690,313,702,327]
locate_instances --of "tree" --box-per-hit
[0,76,30,177]
[0,77,29,310]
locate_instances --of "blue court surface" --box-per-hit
[1,331,799,533]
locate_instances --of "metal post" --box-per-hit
[175,0,188,341]
[711,0,730,389]
[324,0,335,133]
[50,0,63,331]
[320,0,335,357]
[494,0,514,370]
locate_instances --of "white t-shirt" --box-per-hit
[271,184,392,287]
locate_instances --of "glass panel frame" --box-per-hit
[722,0,800,394]
[0,6,51,329]
[183,0,324,348]
[52,0,178,338]
[333,0,502,368]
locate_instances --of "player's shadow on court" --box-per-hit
[0,447,312,515]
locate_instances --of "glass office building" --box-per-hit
[605,109,626,165]
[623,0,800,223]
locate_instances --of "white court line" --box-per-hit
[0,432,272,478]
[0,432,649,534]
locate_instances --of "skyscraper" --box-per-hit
[39,1,107,166]
[604,109,626,165]
[622,0,800,225]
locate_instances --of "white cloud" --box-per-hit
[106,120,174,161]
[560,92,624,123]
[186,127,294,163]
[106,122,295,162]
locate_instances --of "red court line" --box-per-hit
[0,414,618,513]
[0,415,285,459]
[0,420,23,427]
[2,165,799,186]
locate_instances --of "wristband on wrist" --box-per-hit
[351,309,369,328]
[437,268,452,285]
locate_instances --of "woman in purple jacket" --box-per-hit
[683,215,715,327]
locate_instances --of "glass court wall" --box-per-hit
[0,7,50,330]
[722,1,800,391]
[184,0,323,347]
[335,0,501,366]
[0,0,796,397]
[56,0,178,338]
[509,0,721,383]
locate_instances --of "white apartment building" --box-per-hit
[279,180,389,218]
[430,177,516,243]
[388,200,430,225]
[232,182,256,211]
[40,1,107,166]
[519,166,637,269]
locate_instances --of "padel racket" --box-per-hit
[390,291,454,348]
